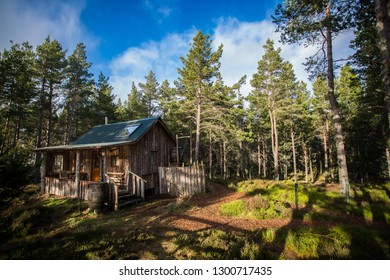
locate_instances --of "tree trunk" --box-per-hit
[219,143,225,179]
[257,133,262,177]
[262,136,267,178]
[291,126,297,184]
[309,148,314,183]
[46,82,54,147]
[35,80,46,182]
[195,87,201,163]
[209,130,212,180]
[304,143,309,183]
[189,130,193,165]
[223,140,227,179]
[269,106,279,180]
[326,3,349,195]
[375,0,390,179]
[323,125,329,182]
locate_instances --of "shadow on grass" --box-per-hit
[265,184,390,259]
[1,182,390,260]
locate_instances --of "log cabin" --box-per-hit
[37,116,176,210]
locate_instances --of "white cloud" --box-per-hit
[212,18,277,95]
[109,17,355,101]
[212,17,352,96]
[0,0,98,53]
[109,30,196,101]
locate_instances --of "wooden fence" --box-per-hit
[44,177,91,199]
[158,164,206,197]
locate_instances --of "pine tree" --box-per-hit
[63,43,93,144]
[34,37,66,147]
[34,36,66,181]
[352,0,389,179]
[177,30,223,163]
[0,42,35,149]
[250,39,294,180]
[273,0,353,195]
[124,82,148,120]
[91,72,117,126]
[313,75,333,181]
[138,70,160,117]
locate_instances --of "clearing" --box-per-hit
[1,180,389,259]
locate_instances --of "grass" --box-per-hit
[1,181,389,260]
[219,179,390,225]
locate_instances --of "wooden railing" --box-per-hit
[105,169,146,211]
[44,177,91,199]
[126,170,146,200]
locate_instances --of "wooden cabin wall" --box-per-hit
[124,121,175,190]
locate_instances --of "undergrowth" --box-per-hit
[1,181,390,260]
[219,179,390,224]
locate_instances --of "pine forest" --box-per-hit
[1,0,389,195]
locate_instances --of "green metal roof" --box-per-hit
[36,116,174,151]
[72,116,160,145]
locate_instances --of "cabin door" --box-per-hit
[91,151,101,181]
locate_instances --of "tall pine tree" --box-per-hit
[177,30,223,163]
[63,43,93,144]
[273,0,353,194]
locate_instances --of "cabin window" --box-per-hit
[53,154,63,173]
[111,155,120,167]
[115,124,140,140]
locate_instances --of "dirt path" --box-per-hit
[163,183,295,231]
[132,182,293,232]
[130,182,389,233]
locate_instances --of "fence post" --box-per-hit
[140,179,145,201]
[114,184,119,211]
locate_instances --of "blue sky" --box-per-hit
[0,0,353,101]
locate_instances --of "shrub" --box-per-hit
[246,195,269,211]
[0,147,34,198]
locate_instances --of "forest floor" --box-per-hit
[1,180,390,259]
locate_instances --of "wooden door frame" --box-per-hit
[91,150,101,182]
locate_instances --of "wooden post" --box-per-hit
[132,174,136,195]
[158,167,162,194]
[102,150,107,182]
[40,152,46,194]
[114,184,119,211]
[75,151,81,198]
[190,130,193,165]
[140,179,145,201]
[176,134,179,165]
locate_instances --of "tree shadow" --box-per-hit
[266,184,390,259]
[2,182,389,260]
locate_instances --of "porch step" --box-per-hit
[117,190,143,208]
[118,197,144,208]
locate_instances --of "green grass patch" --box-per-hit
[219,200,246,217]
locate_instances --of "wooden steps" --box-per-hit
[105,171,146,211]
[117,189,143,208]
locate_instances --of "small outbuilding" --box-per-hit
[37,116,176,210]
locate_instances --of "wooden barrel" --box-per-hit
[88,182,106,213]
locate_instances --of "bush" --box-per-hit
[0,147,34,198]
[246,195,270,211]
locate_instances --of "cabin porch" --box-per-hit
[41,147,147,210]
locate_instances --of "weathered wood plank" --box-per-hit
[158,164,205,197]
